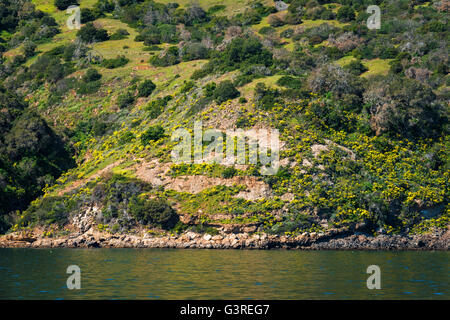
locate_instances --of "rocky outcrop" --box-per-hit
[133,159,272,200]
[1,228,448,250]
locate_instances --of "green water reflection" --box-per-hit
[0,249,448,299]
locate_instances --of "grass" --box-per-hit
[335,56,392,78]
[156,0,273,17]
[335,55,357,67]
[240,75,283,98]
[361,58,393,78]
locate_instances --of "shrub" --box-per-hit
[344,59,368,76]
[129,197,178,230]
[222,166,237,178]
[138,80,156,97]
[118,131,135,145]
[94,0,115,13]
[268,14,285,27]
[191,37,273,79]
[307,64,363,111]
[180,81,195,93]
[141,125,165,145]
[23,41,37,58]
[150,46,180,67]
[337,5,355,22]
[54,0,78,10]
[77,23,109,43]
[203,82,216,97]
[276,76,303,89]
[101,55,129,69]
[82,68,102,82]
[80,8,102,23]
[110,29,130,40]
[280,28,294,38]
[117,91,135,109]
[145,96,172,119]
[181,42,209,61]
[213,81,240,104]
[191,224,219,235]
[364,76,447,139]
[253,83,280,110]
[77,80,101,95]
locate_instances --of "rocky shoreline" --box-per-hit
[1,228,449,250]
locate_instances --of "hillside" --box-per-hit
[0,0,449,246]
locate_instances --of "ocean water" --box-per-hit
[0,248,448,299]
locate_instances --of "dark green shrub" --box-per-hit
[23,41,37,58]
[337,5,355,22]
[110,29,130,40]
[129,197,179,230]
[150,46,180,67]
[54,0,78,10]
[23,196,69,226]
[101,55,129,69]
[117,91,135,109]
[137,80,156,97]
[344,59,368,76]
[213,80,240,104]
[259,26,276,35]
[222,166,237,178]
[253,83,280,110]
[145,96,172,119]
[82,68,102,82]
[203,82,216,97]
[80,8,102,23]
[207,4,226,14]
[94,0,115,13]
[191,224,219,235]
[280,28,294,38]
[77,80,101,95]
[118,131,135,145]
[181,42,209,61]
[276,76,303,89]
[180,80,195,93]
[141,125,165,145]
[77,23,109,43]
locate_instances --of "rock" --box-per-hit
[203,234,212,241]
[186,232,197,240]
[86,240,100,248]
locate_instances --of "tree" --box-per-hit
[308,64,363,111]
[364,76,447,139]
